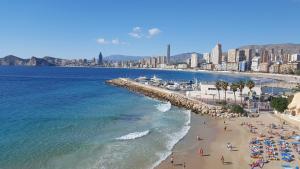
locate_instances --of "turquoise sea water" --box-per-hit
[0,67,260,169]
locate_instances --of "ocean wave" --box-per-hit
[183,110,191,125]
[155,102,171,112]
[116,130,150,140]
[150,110,191,169]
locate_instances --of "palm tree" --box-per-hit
[215,80,222,102]
[221,81,229,102]
[237,80,245,105]
[246,80,255,111]
[246,80,255,94]
[230,82,238,104]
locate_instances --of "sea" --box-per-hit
[0,66,285,169]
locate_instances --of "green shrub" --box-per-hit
[230,104,244,114]
[270,97,288,113]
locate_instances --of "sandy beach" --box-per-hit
[156,112,300,169]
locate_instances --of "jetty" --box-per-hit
[106,78,238,117]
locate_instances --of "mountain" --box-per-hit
[239,43,300,53]
[0,55,61,66]
[104,55,144,61]
[0,55,28,66]
[170,52,203,64]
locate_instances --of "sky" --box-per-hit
[0,0,300,59]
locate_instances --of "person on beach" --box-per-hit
[199,148,203,156]
[224,126,227,131]
[170,153,174,165]
[221,156,224,164]
[170,156,174,165]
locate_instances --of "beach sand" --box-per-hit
[156,112,300,169]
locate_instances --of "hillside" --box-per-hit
[239,43,300,53]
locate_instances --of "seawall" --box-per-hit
[106,78,236,117]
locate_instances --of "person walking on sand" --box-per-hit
[198,148,203,156]
[221,156,224,164]
[224,126,227,131]
[170,156,174,166]
[197,135,200,141]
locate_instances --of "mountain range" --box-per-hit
[239,43,300,53]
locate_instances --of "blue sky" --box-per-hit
[0,0,299,59]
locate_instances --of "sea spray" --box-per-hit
[155,102,171,112]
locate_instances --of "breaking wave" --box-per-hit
[155,102,171,112]
[116,130,150,140]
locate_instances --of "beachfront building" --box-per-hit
[227,49,238,63]
[251,56,261,72]
[190,53,198,68]
[239,61,247,72]
[167,44,171,64]
[291,54,300,62]
[211,42,222,65]
[187,82,262,102]
[177,63,188,69]
[203,53,211,63]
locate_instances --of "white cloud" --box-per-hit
[97,38,109,44]
[128,26,143,38]
[97,38,126,45]
[147,28,161,38]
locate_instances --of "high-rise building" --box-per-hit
[236,50,245,62]
[203,53,211,63]
[190,53,198,68]
[244,49,252,62]
[211,42,222,65]
[98,52,103,65]
[227,49,238,63]
[167,44,170,64]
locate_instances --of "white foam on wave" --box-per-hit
[116,130,150,141]
[155,102,171,112]
[149,110,191,169]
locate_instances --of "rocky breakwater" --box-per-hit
[106,78,239,118]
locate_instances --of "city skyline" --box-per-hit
[0,0,300,59]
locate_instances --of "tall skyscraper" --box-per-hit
[211,42,222,65]
[167,44,170,64]
[227,49,238,63]
[98,52,103,65]
[190,53,198,68]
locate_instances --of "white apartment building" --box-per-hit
[187,83,262,102]
[251,56,261,72]
[190,53,198,68]
[203,53,211,63]
[211,43,222,65]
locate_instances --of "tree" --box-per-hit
[246,80,255,94]
[215,80,222,102]
[230,104,244,115]
[270,97,288,113]
[237,80,245,105]
[221,81,229,102]
[230,82,238,104]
